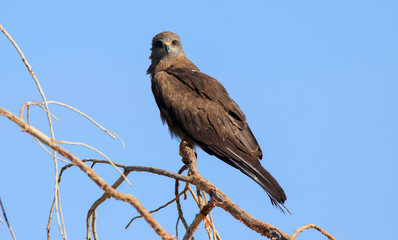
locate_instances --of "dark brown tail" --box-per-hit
[240,160,290,214]
[203,145,290,213]
[222,153,289,213]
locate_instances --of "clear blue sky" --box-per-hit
[1,1,397,239]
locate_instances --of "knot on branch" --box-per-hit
[209,189,227,203]
[271,230,289,240]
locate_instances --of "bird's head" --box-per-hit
[150,31,184,62]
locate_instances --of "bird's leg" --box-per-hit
[179,141,197,163]
[179,141,200,178]
[179,140,191,164]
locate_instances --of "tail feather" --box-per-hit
[202,144,290,213]
[244,161,290,214]
[224,147,290,213]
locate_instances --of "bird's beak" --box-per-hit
[164,41,171,53]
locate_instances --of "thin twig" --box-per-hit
[58,159,191,183]
[125,188,189,229]
[86,169,133,240]
[187,186,220,240]
[57,186,67,239]
[187,186,200,206]
[47,197,55,240]
[186,158,214,240]
[183,199,216,240]
[23,104,70,165]
[92,210,98,240]
[46,101,125,148]
[0,198,17,240]
[199,190,214,240]
[20,101,60,122]
[175,218,180,239]
[196,188,204,210]
[291,224,336,240]
[175,165,190,236]
[206,205,221,240]
[20,101,122,145]
[56,140,131,186]
[37,139,71,164]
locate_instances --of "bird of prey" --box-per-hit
[147,31,287,211]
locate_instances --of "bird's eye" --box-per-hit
[155,40,163,48]
[172,40,178,45]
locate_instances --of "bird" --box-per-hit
[147,31,288,212]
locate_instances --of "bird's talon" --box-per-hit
[179,140,190,159]
[181,157,190,164]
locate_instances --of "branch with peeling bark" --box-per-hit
[0,106,336,240]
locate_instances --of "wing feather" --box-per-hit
[151,66,287,209]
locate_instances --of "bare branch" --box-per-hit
[0,198,17,240]
[58,159,192,183]
[183,199,216,240]
[46,101,125,148]
[86,169,133,240]
[200,190,220,240]
[175,165,190,235]
[92,210,98,240]
[37,139,71,164]
[0,107,175,240]
[20,101,60,122]
[20,101,128,184]
[57,140,131,186]
[291,224,336,240]
[47,197,55,240]
[125,189,189,229]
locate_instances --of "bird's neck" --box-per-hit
[147,55,199,76]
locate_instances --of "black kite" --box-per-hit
[147,31,288,211]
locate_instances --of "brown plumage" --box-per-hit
[147,31,288,212]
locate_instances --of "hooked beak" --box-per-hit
[164,42,171,53]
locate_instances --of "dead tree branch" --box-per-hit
[86,169,133,240]
[0,107,175,240]
[291,224,336,240]
[183,199,216,240]
[0,198,17,240]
